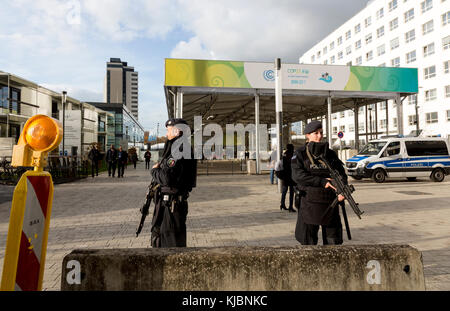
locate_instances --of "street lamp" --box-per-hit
[62,91,67,156]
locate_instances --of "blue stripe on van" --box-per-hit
[346,156,369,162]
[367,160,450,169]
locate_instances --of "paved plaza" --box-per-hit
[0,161,449,291]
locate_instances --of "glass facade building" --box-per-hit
[88,102,144,149]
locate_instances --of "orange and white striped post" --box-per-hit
[1,115,62,291]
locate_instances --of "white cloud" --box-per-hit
[170,36,215,59]
[171,0,366,62]
[81,0,178,41]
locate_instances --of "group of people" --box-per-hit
[269,120,348,246]
[105,145,131,178]
[88,144,149,179]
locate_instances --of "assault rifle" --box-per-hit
[136,181,160,237]
[315,154,364,240]
[317,154,364,219]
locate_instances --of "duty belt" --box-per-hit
[162,192,189,213]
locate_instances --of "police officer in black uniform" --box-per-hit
[150,118,197,247]
[291,120,347,245]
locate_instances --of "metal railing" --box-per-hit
[0,156,30,184]
[0,155,106,185]
[197,159,247,175]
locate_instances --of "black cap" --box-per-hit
[304,120,323,134]
[165,118,188,127]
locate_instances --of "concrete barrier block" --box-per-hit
[61,245,425,291]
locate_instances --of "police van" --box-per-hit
[345,137,450,183]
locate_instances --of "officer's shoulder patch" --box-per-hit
[167,157,176,167]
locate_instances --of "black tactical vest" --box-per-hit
[299,147,337,225]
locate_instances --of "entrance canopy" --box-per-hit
[164,58,418,127]
[163,58,418,173]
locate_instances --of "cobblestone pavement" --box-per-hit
[1,161,449,290]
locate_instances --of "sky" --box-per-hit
[0,0,369,134]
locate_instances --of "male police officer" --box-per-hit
[291,120,347,245]
[150,118,197,247]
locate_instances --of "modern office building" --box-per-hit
[299,0,450,146]
[103,58,139,120]
[0,70,114,157]
[87,101,145,151]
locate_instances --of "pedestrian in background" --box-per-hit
[88,144,100,178]
[106,144,118,178]
[144,149,152,169]
[117,146,128,178]
[269,148,277,185]
[131,150,138,169]
[276,144,296,212]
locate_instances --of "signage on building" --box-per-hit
[165,59,418,93]
[58,110,81,156]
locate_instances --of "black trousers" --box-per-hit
[117,161,125,177]
[281,182,294,208]
[91,160,98,177]
[295,199,343,245]
[152,196,188,247]
[145,160,150,169]
[107,161,116,177]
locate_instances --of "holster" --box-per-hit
[294,187,306,210]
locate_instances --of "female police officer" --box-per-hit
[291,120,346,245]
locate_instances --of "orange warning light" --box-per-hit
[23,115,62,152]
[11,115,63,170]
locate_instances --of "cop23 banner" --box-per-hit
[165,58,418,93]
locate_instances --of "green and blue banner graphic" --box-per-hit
[165,59,418,93]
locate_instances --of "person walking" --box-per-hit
[150,118,197,247]
[106,144,118,177]
[276,144,296,212]
[117,146,128,178]
[144,150,152,169]
[269,148,277,185]
[291,120,347,245]
[88,144,100,178]
[131,151,138,169]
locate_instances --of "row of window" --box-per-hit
[328,35,450,66]
[312,6,449,62]
[329,87,449,121]
[331,109,450,134]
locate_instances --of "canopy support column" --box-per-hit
[395,94,403,136]
[327,95,332,146]
[385,100,389,136]
[275,58,283,192]
[375,102,378,139]
[176,90,183,118]
[255,92,260,174]
[354,100,359,151]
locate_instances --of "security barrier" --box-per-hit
[61,245,425,291]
